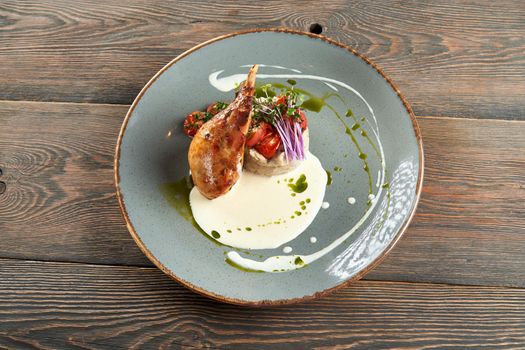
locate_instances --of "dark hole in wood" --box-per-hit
[0,181,5,194]
[309,23,323,34]
[0,168,2,176]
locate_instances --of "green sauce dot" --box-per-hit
[245,227,252,231]
[227,229,232,233]
[299,201,305,205]
[352,123,360,130]
[359,153,368,159]
[306,198,311,203]
[295,211,302,216]
[291,216,295,219]
[301,97,324,112]
[294,257,305,265]
[326,171,332,185]
[291,193,296,197]
[301,205,306,210]
[211,231,220,239]
[288,174,308,193]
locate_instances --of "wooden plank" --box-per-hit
[0,101,150,266]
[1,101,524,287]
[0,258,524,349]
[0,0,524,119]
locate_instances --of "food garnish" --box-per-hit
[251,84,307,161]
[184,81,308,162]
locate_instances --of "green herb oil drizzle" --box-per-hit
[324,104,373,195]
[160,176,228,247]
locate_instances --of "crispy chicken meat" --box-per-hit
[188,65,259,199]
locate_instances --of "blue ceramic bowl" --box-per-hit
[115,29,423,305]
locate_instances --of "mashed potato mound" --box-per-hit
[244,129,309,176]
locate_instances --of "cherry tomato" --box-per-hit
[246,121,271,147]
[275,95,287,106]
[255,131,281,159]
[206,101,228,116]
[297,109,308,130]
[183,111,207,137]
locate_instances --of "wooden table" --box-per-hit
[1,1,524,348]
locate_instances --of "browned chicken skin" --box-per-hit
[188,65,259,199]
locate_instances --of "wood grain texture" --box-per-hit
[0,258,524,349]
[0,0,524,119]
[0,101,150,266]
[1,101,524,287]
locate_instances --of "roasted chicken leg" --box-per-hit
[188,65,258,199]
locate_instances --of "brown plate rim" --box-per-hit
[114,27,424,307]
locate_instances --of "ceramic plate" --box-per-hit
[115,29,423,305]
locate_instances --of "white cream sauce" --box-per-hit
[190,153,327,250]
[240,64,302,73]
